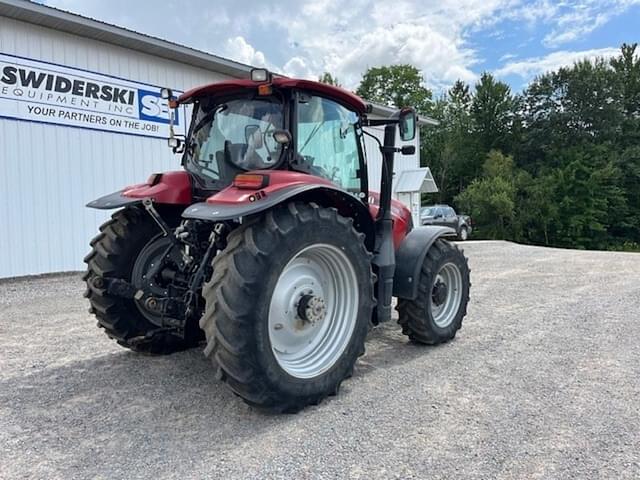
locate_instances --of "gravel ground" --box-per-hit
[1,240,639,479]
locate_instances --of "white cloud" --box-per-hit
[495,47,620,78]
[42,0,639,92]
[499,53,518,62]
[258,0,499,90]
[223,36,267,67]
[541,0,640,47]
[282,57,315,79]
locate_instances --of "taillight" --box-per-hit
[233,173,269,189]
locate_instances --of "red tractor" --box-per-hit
[84,69,470,412]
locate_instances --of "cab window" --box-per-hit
[296,95,361,192]
[187,97,284,185]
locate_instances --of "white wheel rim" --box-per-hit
[430,262,463,328]
[268,244,359,379]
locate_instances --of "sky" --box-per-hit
[40,0,640,94]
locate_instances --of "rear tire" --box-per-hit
[458,226,469,241]
[200,203,374,412]
[397,239,470,345]
[84,207,202,354]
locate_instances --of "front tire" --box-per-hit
[397,239,470,344]
[458,226,469,241]
[200,203,374,412]
[84,207,202,354]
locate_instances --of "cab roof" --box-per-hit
[178,77,369,114]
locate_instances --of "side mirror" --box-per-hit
[399,108,416,142]
[245,125,263,148]
[160,88,173,100]
[272,129,292,145]
[168,137,184,154]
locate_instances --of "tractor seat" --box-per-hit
[217,141,267,172]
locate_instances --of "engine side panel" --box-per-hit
[368,192,413,249]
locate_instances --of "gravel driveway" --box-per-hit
[1,241,639,479]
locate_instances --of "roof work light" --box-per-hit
[250,68,271,83]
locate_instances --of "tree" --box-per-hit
[356,65,432,113]
[521,56,624,171]
[318,72,341,87]
[513,172,558,245]
[366,44,640,251]
[610,43,640,149]
[550,146,626,249]
[421,80,475,201]
[454,151,517,239]
[471,73,515,156]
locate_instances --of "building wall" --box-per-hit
[0,16,231,277]
[362,123,421,198]
[0,16,421,278]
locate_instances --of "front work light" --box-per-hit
[251,68,271,83]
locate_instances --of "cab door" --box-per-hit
[295,93,366,195]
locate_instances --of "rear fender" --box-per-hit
[86,190,143,210]
[393,226,457,300]
[182,171,375,249]
[86,171,192,210]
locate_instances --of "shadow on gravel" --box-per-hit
[0,322,439,452]
[355,323,440,377]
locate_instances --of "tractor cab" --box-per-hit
[166,69,378,200]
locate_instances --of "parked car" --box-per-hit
[421,205,473,240]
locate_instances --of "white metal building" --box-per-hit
[0,0,436,278]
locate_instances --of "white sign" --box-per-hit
[0,53,182,138]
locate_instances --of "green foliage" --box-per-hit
[356,65,432,113]
[455,151,516,239]
[410,43,639,250]
[353,44,639,250]
[318,72,341,87]
[471,73,516,155]
[420,81,476,201]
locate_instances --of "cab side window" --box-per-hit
[296,95,361,192]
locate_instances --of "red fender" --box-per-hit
[122,171,192,204]
[87,171,192,210]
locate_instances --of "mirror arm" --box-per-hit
[363,118,399,127]
[380,145,415,155]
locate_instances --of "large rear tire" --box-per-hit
[84,207,203,354]
[200,203,374,412]
[397,239,470,344]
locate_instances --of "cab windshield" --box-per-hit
[185,96,284,184]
